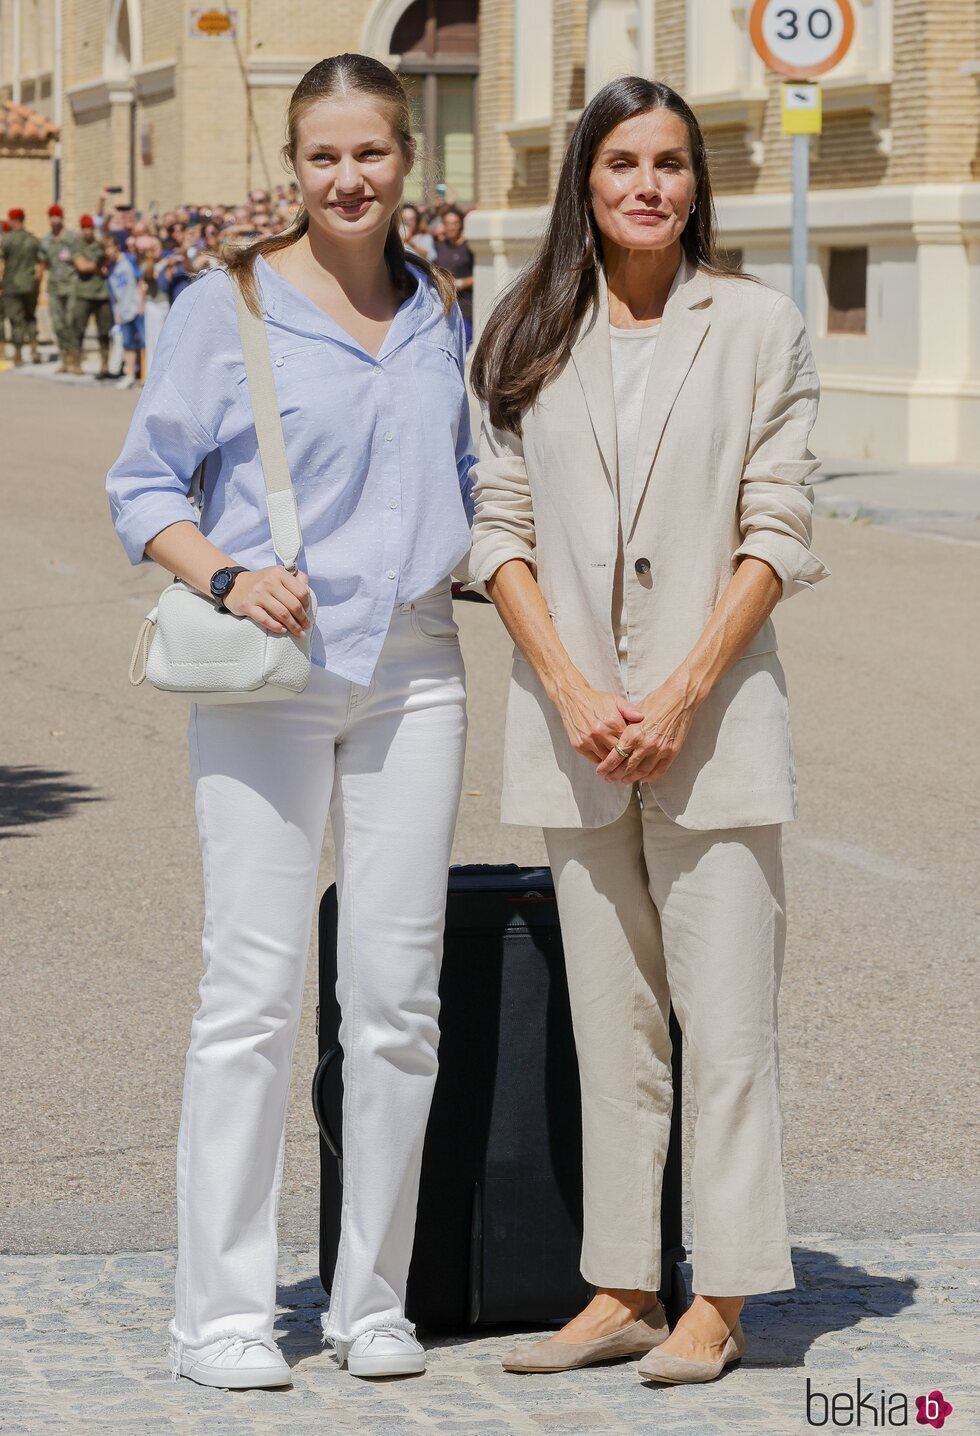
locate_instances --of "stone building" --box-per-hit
[1,0,978,462]
[470,0,980,465]
[0,0,480,220]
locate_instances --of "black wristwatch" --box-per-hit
[210,566,248,611]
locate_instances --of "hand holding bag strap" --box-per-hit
[230,278,303,572]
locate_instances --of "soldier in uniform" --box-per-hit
[38,204,78,373]
[68,215,112,377]
[0,208,42,366]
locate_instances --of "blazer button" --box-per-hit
[634,558,651,576]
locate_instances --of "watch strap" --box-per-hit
[211,565,248,609]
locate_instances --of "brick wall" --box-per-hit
[141,2,179,68]
[508,146,550,207]
[247,86,294,197]
[0,148,55,221]
[250,0,368,56]
[476,0,514,209]
[653,0,685,92]
[548,0,585,197]
[138,90,181,214]
[889,0,978,183]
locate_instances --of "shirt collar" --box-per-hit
[256,253,432,362]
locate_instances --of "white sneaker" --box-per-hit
[115,374,136,389]
[171,1331,292,1389]
[334,1325,427,1378]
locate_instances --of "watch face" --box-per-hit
[212,569,234,596]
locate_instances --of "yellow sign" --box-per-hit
[781,81,822,135]
[189,8,238,39]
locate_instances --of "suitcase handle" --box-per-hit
[311,1045,343,1160]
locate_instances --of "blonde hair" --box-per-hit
[225,53,457,317]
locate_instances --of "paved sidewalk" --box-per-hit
[814,459,980,544]
[3,1235,977,1435]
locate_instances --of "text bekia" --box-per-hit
[805,1378,954,1428]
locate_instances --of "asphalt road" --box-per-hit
[1,370,977,1255]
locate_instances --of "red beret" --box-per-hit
[48,203,63,217]
[79,214,94,228]
[8,208,25,220]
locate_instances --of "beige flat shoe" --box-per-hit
[637,1317,744,1384]
[502,1302,669,1373]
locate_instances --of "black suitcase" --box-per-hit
[311,864,687,1329]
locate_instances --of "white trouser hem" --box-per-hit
[168,1320,275,1381]
[321,1310,417,1362]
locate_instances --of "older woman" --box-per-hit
[467,76,828,1385]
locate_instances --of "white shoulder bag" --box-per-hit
[128,278,317,703]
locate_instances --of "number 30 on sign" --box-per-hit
[749,0,854,79]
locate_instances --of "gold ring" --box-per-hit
[614,744,632,760]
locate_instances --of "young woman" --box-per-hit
[107,53,474,1387]
[468,77,828,1384]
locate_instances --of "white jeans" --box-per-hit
[171,585,467,1353]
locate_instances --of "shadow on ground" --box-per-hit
[273,1246,917,1373]
[0,765,100,837]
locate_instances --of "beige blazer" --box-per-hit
[466,259,829,831]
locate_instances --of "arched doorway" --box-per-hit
[388,0,479,207]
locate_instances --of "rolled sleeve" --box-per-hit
[106,273,235,566]
[106,371,214,565]
[732,293,830,600]
[464,408,536,598]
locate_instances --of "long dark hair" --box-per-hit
[225,54,457,318]
[471,76,744,436]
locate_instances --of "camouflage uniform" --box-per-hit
[38,230,78,364]
[0,227,42,363]
[69,236,113,373]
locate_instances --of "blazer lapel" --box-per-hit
[626,261,713,539]
[569,272,618,493]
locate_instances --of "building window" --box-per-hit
[827,247,868,335]
[393,0,479,207]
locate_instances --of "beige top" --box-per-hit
[609,320,661,661]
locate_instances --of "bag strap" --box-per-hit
[231,278,303,572]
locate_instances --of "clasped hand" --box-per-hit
[557,675,698,785]
[595,675,699,784]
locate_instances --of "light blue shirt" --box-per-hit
[106,256,476,684]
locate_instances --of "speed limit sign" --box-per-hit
[749,0,854,78]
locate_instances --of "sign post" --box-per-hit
[749,0,854,321]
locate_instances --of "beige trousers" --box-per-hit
[543,788,795,1297]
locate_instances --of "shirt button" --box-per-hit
[385,432,394,442]
[388,499,398,509]
[274,358,284,367]
[634,557,652,576]
[386,569,396,580]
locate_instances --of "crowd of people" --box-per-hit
[0,184,475,385]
